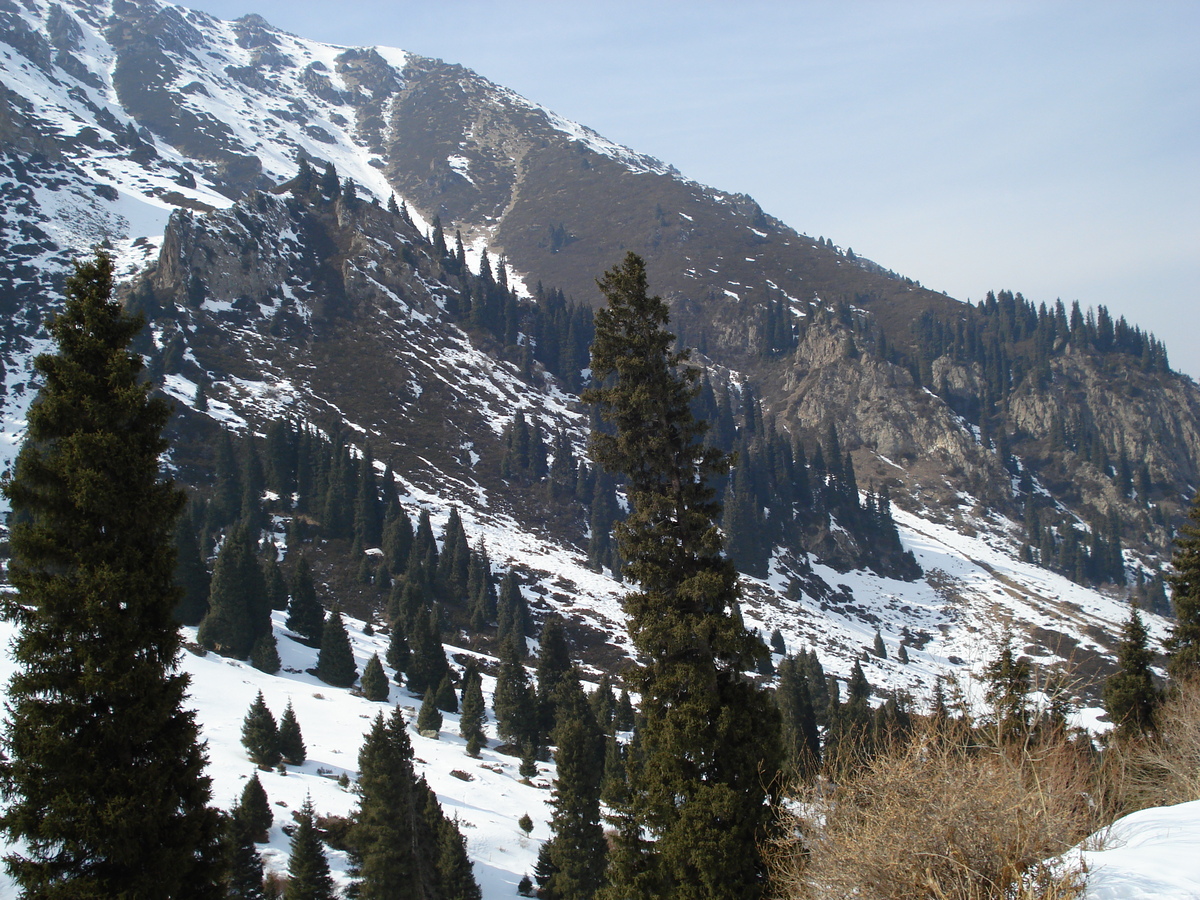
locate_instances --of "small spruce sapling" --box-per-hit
[278,700,307,765]
[241,691,281,768]
[418,688,443,735]
[361,653,389,702]
[236,773,273,842]
[316,609,357,688]
[250,631,281,675]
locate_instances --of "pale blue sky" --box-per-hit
[183,0,1200,378]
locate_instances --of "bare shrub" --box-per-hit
[1102,677,1200,814]
[768,726,1096,900]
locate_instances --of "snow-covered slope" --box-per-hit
[0,610,556,897]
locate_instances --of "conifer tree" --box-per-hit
[494,634,537,748]
[435,674,459,713]
[316,610,358,688]
[237,773,274,842]
[223,807,266,900]
[250,631,282,675]
[174,507,211,625]
[264,550,289,612]
[1104,604,1160,740]
[497,570,529,651]
[199,522,270,658]
[361,653,390,702]
[584,253,781,900]
[420,780,482,900]
[418,688,444,735]
[386,621,411,683]
[406,606,449,698]
[242,691,282,768]
[348,709,429,899]
[536,614,573,740]
[278,701,307,766]
[542,674,607,900]
[775,654,821,781]
[459,660,487,751]
[1168,491,1200,681]
[0,250,221,896]
[287,555,325,643]
[285,796,335,900]
[983,640,1032,744]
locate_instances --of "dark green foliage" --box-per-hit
[199,522,270,659]
[519,744,538,780]
[467,540,497,630]
[285,796,335,900]
[536,614,573,740]
[983,640,1032,744]
[421,780,482,900]
[348,709,428,900]
[361,653,390,702]
[386,622,410,682]
[589,675,617,732]
[174,506,211,625]
[542,674,607,900]
[0,251,222,896]
[435,675,459,713]
[518,813,533,835]
[438,508,471,599]
[264,550,289,611]
[250,631,282,675]
[406,607,449,698]
[418,689,443,734]
[242,691,281,768]
[583,253,781,899]
[316,610,358,688]
[775,654,821,781]
[1104,604,1160,739]
[409,510,438,573]
[494,634,538,747]
[1168,492,1200,681]
[769,629,786,655]
[287,555,325,643]
[223,807,266,900]
[382,508,414,576]
[459,660,487,750]
[613,690,635,733]
[497,570,529,651]
[237,773,273,842]
[278,701,307,766]
[872,630,887,659]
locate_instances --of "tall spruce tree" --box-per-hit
[198,522,270,659]
[348,709,429,900]
[316,609,358,687]
[285,796,335,900]
[287,554,325,643]
[1104,603,1160,739]
[1168,491,1200,681]
[542,673,607,900]
[583,253,781,900]
[0,250,222,896]
[459,660,487,752]
[278,700,307,766]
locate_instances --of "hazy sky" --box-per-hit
[182,0,1200,378]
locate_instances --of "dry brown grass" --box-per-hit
[1100,677,1200,815]
[768,726,1099,900]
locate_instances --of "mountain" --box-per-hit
[0,0,1196,891]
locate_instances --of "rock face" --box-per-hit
[1,0,1199,584]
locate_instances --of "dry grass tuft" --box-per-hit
[768,726,1097,900]
[1101,677,1200,815]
